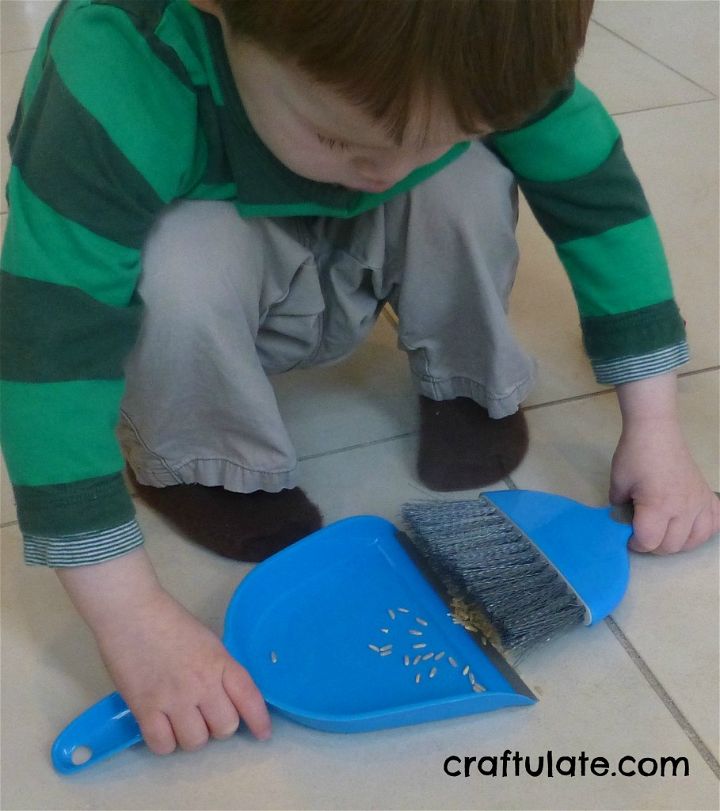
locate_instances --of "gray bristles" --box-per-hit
[401,498,585,659]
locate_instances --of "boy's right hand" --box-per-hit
[94,587,271,754]
[56,547,271,755]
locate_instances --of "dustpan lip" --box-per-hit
[259,684,535,727]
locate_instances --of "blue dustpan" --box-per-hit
[52,514,536,774]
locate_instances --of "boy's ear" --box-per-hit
[187,0,222,17]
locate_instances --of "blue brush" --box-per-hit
[401,490,634,660]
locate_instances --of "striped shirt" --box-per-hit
[0,0,688,567]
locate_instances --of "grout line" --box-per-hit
[678,365,720,378]
[298,430,417,463]
[524,388,614,412]
[0,44,40,56]
[604,615,720,778]
[525,365,720,413]
[613,98,717,119]
[590,19,719,99]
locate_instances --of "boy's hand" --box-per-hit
[612,373,720,555]
[57,548,271,756]
[610,419,719,555]
[94,588,271,754]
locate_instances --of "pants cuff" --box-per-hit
[410,371,536,419]
[133,458,299,493]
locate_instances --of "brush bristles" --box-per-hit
[401,498,585,659]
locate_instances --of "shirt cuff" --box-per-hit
[24,518,144,567]
[591,340,689,386]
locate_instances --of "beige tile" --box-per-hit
[274,312,418,460]
[511,371,720,754]
[0,0,57,53]
[592,0,720,96]
[2,452,719,809]
[578,19,713,114]
[299,433,509,528]
[612,536,719,755]
[509,390,623,504]
[514,371,719,514]
[513,100,719,407]
[611,371,720,755]
[1,48,33,215]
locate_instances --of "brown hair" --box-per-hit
[216,0,594,142]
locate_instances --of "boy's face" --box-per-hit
[194,1,490,193]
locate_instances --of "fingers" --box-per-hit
[141,661,271,754]
[198,692,240,741]
[102,596,272,759]
[628,503,669,553]
[684,497,720,552]
[138,705,210,754]
[140,701,240,754]
[629,498,718,555]
[223,659,272,741]
[135,663,266,755]
[656,515,694,555]
[138,710,177,756]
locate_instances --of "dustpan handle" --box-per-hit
[51,691,143,774]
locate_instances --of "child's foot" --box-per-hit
[416,395,529,491]
[128,472,323,562]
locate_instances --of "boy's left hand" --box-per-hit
[610,419,719,554]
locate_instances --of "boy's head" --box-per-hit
[191,0,594,193]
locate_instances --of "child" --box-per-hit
[2,0,717,758]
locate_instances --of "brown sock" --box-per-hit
[128,470,323,562]
[416,395,529,491]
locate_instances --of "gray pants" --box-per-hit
[119,142,536,491]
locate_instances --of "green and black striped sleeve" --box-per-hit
[0,0,204,566]
[488,78,688,385]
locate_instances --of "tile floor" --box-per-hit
[1,1,718,809]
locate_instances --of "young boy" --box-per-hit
[2,0,717,758]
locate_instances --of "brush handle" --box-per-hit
[485,490,633,624]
